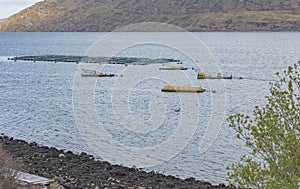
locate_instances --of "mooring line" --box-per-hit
[233,77,278,82]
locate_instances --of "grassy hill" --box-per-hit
[1,0,300,32]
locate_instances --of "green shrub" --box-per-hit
[227,62,300,188]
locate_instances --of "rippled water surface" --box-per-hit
[0,32,300,184]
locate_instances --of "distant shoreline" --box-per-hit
[1,30,300,33]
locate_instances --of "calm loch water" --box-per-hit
[0,32,299,184]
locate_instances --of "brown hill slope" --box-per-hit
[0,18,7,24]
[1,0,300,32]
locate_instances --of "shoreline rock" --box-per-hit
[0,136,233,189]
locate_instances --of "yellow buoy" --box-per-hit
[159,66,188,70]
[198,72,205,77]
[162,86,205,93]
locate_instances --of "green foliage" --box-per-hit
[227,62,300,188]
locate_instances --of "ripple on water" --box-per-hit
[1,32,300,184]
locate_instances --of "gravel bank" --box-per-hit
[0,136,233,189]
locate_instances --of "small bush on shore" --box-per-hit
[227,62,300,188]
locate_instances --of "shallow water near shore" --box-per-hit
[0,32,300,184]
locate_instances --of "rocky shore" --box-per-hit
[0,136,233,189]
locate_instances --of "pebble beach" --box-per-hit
[0,136,233,189]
